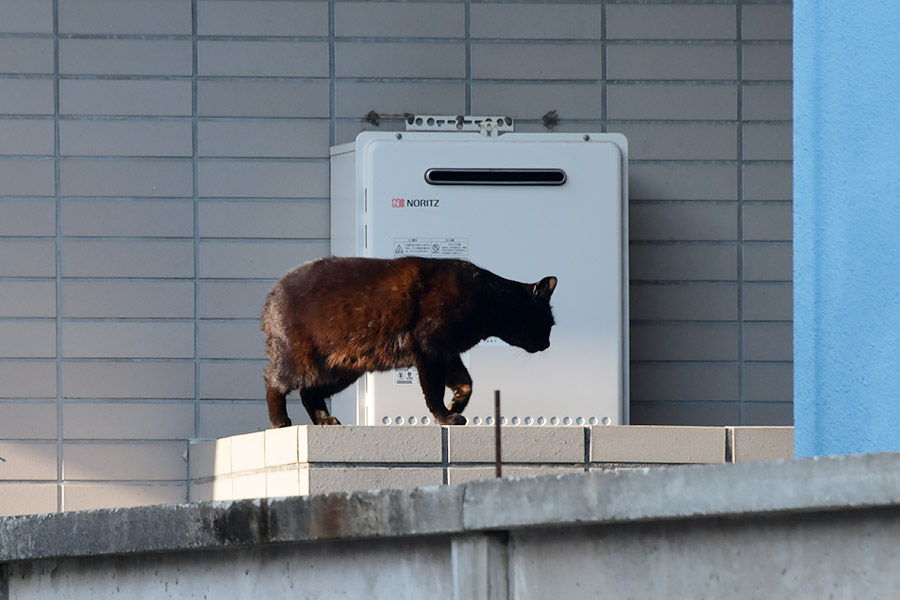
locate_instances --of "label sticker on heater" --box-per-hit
[393,237,469,258]
[393,353,470,386]
[395,367,420,385]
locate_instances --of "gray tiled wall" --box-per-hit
[0,0,792,514]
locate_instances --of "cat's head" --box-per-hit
[505,276,558,353]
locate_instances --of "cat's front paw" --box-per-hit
[439,413,467,426]
[317,415,341,425]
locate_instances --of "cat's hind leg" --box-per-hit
[299,376,357,425]
[445,355,473,415]
[266,384,292,428]
[417,357,467,425]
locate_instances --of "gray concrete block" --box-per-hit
[62,280,194,319]
[611,124,737,161]
[731,427,793,462]
[742,283,792,322]
[60,120,193,157]
[198,161,327,199]
[630,323,739,361]
[630,164,738,200]
[198,321,265,360]
[199,41,329,77]
[629,244,738,281]
[61,240,194,278]
[0,403,57,439]
[335,2,464,38]
[0,362,57,399]
[742,203,792,241]
[0,79,54,115]
[199,0,328,36]
[607,44,736,80]
[301,425,443,464]
[471,43,602,80]
[0,199,55,236]
[743,123,792,161]
[631,363,739,402]
[337,42,465,79]
[743,403,793,427]
[470,4,601,40]
[0,38,53,74]
[629,203,737,241]
[608,84,737,120]
[306,466,443,495]
[628,402,741,427]
[335,81,466,118]
[0,0,53,33]
[447,426,585,464]
[592,426,726,464]
[60,79,192,116]
[607,4,736,40]
[742,84,792,121]
[471,82,602,120]
[61,321,194,359]
[198,363,268,402]
[199,80,330,118]
[198,200,329,239]
[60,160,193,198]
[0,159,55,196]
[59,39,192,76]
[0,321,56,358]
[743,164,792,201]
[0,281,56,317]
[0,120,54,155]
[0,484,57,516]
[197,400,287,439]
[198,280,272,319]
[63,403,195,441]
[0,442,57,479]
[61,199,194,237]
[743,243,792,281]
[743,6,793,41]
[743,323,792,362]
[61,361,194,399]
[62,483,186,511]
[198,120,330,159]
[63,442,188,481]
[0,240,56,276]
[743,44,792,81]
[630,283,738,321]
[198,240,328,279]
[59,0,191,34]
[744,363,793,403]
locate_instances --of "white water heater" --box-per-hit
[329,123,628,426]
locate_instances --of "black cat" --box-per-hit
[262,256,557,427]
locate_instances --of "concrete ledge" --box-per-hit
[4,451,900,563]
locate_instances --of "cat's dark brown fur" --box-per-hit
[262,256,557,427]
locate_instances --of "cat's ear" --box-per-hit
[533,276,558,300]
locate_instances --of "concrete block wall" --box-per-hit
[189,425,794,503]
[0,0,792,514]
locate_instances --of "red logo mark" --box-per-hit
[391,198,405,208]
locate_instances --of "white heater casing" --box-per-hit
[329,131,628,426]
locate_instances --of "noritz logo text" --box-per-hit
[391,198,440,208]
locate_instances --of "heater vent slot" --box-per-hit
[425,168,566,186]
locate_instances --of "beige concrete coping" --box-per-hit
[189,425,794,502]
